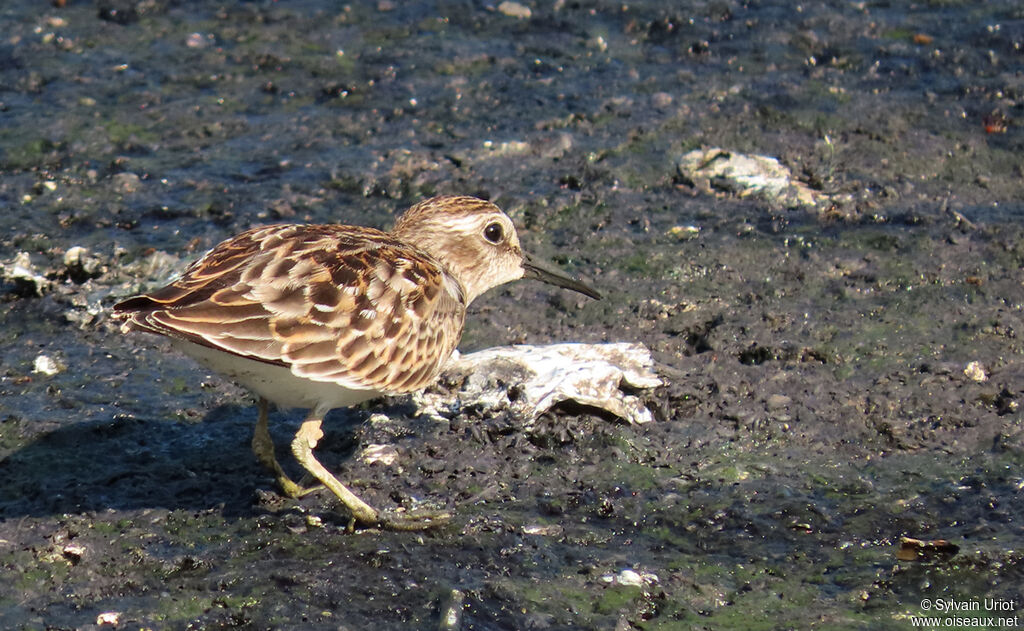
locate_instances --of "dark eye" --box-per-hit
[483,222,504,243]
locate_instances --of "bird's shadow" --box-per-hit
[0,404,369,520]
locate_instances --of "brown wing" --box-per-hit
[114,224,467,394]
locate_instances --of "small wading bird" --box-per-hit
[114,195,600,530]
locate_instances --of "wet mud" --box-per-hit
[1,1,1022,629]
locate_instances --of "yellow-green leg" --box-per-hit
[251,398,314,498]
[290,413,451,531]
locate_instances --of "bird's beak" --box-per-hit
[522,252,602,300]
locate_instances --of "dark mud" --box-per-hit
[1,1,1022,629]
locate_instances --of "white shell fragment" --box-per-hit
[600,569,660,587]
[676,147,819,209]
[63,245,106,278]
[414,343,662,425]
[497,1,531,19]
[1,252,52,295]
[96,612,121,626]
[62,543,86,561]
[33,354,63,376]
[522,524,564,536]
[360,444,400,466]
[963,361,987,382]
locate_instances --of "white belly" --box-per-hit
[171,340,382,412]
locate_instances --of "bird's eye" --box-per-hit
[483,222,504,244]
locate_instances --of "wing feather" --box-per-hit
[114,223,466,393]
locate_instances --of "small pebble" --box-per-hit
[963,361,987,382]
[63,245,87,268]
[498,1,531,19]
[667,225,700,240]
[482,139,531,155]
[766,394,792,410]
[588,35,608,52]
[439,589,465,631]
[652,92,673,108]
[112,172,142,193]
[62,246,106,281]
[522,524,563,536]
[62,543,86,562]
[96,612,120,626]
[33,355,63,376]
[186,32,211,48]
[361,444,399,465]
[601,569,659,587]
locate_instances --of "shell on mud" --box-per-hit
[413,342,662,425]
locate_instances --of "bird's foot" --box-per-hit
[292,416,450,532]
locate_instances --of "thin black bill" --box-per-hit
[522,252,602,300]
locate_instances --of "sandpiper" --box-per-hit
[113,195,600,530]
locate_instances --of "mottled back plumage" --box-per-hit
[116,213,468,394]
